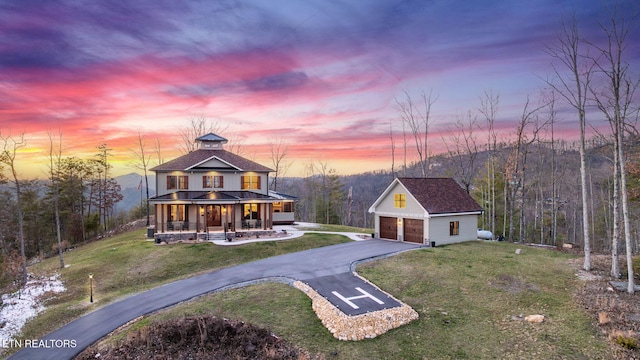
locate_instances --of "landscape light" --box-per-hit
[89,273,94,303]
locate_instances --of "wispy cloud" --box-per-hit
[0,0,637,177]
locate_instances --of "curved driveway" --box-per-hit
[9,239,423,360]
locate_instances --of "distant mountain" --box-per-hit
[114,173,156,215]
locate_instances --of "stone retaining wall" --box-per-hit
[293,279,419,341]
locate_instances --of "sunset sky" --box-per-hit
[1,0,638,179]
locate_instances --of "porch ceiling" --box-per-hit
[149,190,278,203]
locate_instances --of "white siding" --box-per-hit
[428,214,479,245]
[372,182,425,240]
[373,182,425,218]
[198,158,232,168]
[156,171,270,196]
[273,212,294,223]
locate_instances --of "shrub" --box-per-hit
[51,240,70,254]
[614,335,637,350]
[610,329,638,350]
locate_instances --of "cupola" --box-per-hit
[195,133,228,149]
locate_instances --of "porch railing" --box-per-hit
[164,221,196,232]
[160,219,273,232]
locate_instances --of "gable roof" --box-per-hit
[150,149,273,172]
[369,177,483,215]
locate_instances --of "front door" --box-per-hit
[206,205,222,227]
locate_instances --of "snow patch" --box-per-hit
[0,274,65,342]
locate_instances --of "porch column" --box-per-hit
[230,205,236,231]
[153,204,157,230]
[268,203,273,229]
[222,205,228,230]
[196,205,200,233]
[160,204,165,233]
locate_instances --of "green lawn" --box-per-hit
[293,223,373,234]
[116,241,613,359]
[15,229,350,346]
[14,231,614,359]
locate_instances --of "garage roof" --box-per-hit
[369,177,483,215]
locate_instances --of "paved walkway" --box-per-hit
[9,238,423,360]
[211,224,371,245]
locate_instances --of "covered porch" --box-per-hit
[149,191,284,242]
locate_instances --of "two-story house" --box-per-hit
[149,133,296,242]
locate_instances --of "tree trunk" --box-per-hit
[579,138,591,270]
[611,143,620,278]
[617,115,634,293]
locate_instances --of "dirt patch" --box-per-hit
[75,315,317,360]
[571,255,640,358]
[489,274,540,293]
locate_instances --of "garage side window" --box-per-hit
[394,193,406,208]
[449,221,459,236]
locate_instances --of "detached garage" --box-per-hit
[368,178,483,246]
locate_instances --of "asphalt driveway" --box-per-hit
[9,239,423,360]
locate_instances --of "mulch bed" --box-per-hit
[75,316,317,360]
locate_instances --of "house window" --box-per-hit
[449,221,459,236]
[273,201,293,213]
[167,175,189,190]
[241,175,261,190]
[273,201,293,212]
[203,175,224,188]
[243,204,260,219]
[169,205,188,221]
[394,193,406,208]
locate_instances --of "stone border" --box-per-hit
[293,278,418,341]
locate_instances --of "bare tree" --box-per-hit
[544,17,595,270]
[589,4,638,292]
[315,161,330,224]
[48,130,65,269]
[442,110,481,193]
[154,137,164,166]
[546,92,560,246]
[0,131,27,285]
[478,90,500,236]
[395,90,438,177]
[131,132,153,226]
[504,97,547,242]
[179,115,229,154]
[389,121,396,177]
[268,137,291,192]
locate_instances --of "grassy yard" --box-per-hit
[12,231,617,359]
[15,229,351,346]
[111,241,613,359]
[294,223,374,234]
